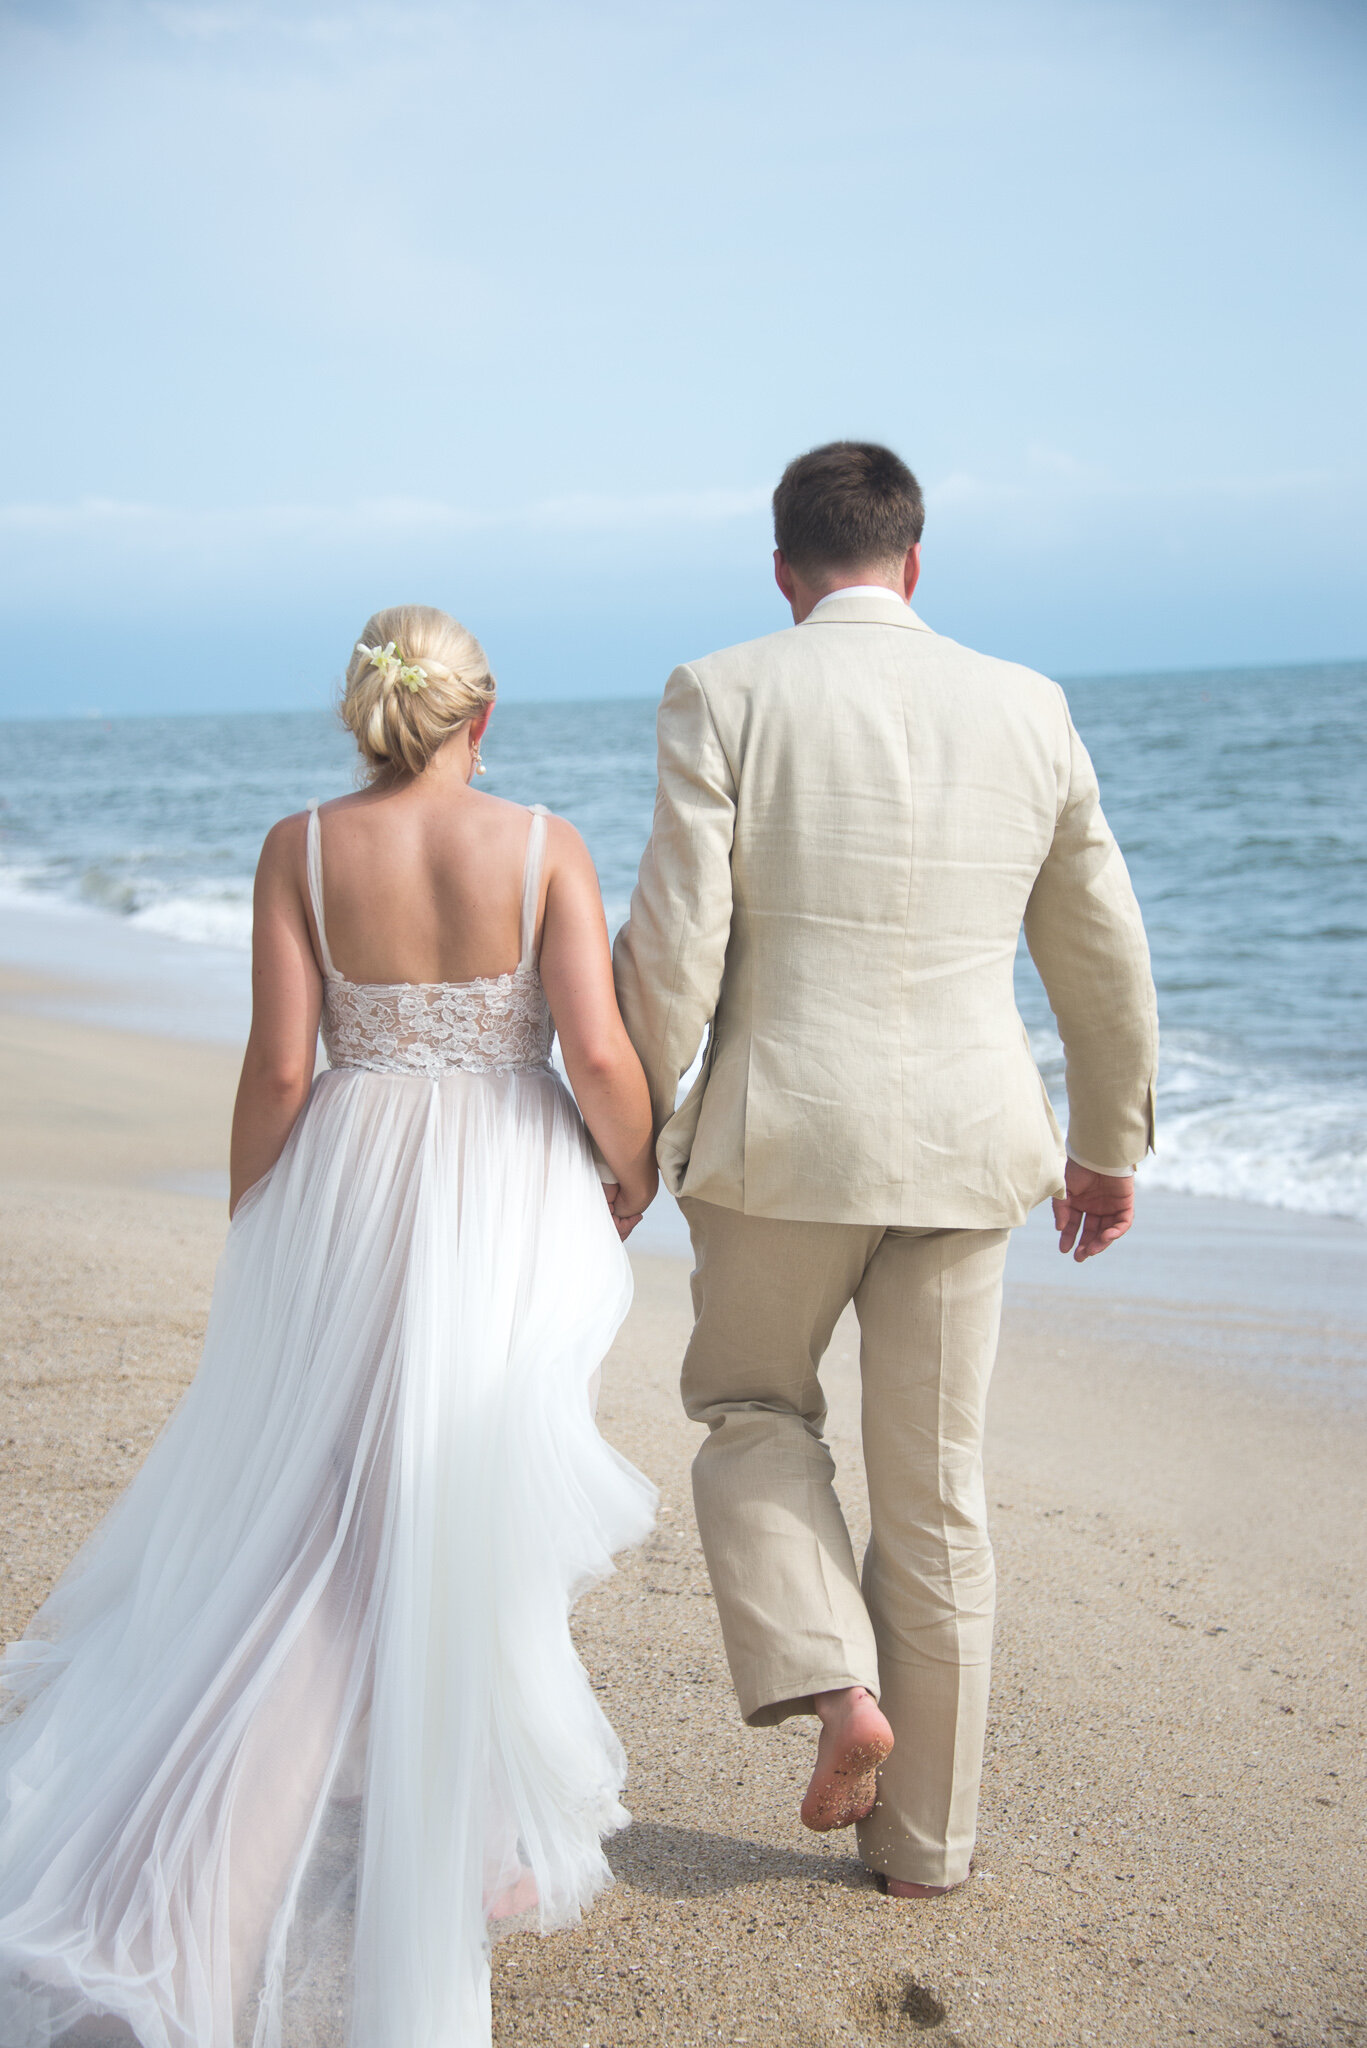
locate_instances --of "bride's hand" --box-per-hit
[601,1181,648,1241]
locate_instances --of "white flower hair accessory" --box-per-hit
[356,640,429,692]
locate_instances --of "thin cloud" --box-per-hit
[927,460,1340,511]
[0,487,772,540]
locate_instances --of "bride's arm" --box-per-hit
[538,820,658,1231]
[228,817,324,1216]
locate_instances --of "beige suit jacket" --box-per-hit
[612,596,1158,1229]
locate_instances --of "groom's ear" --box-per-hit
[774,550,798,607]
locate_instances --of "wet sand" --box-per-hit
[1,977,1363,2046]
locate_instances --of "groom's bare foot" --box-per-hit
[800,1686,893,1832]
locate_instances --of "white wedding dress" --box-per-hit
[0,804,656,2048]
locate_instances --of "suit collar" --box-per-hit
[800,595,933,632]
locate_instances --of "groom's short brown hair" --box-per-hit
[772,441,924,574]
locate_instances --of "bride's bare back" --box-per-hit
[306,777,542,988]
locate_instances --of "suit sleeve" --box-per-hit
[1023,694,1159,1175]
[613,663,737,1137]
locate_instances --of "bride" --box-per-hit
[0,606,659,2048]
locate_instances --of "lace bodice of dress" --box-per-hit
[321,966,553,1077]
[307,803,555,1078]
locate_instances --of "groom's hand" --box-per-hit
[1053,1160,1135,1261]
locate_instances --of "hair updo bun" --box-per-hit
[341,604,495,779]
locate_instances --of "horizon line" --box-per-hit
[4,650,1365,727]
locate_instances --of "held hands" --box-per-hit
[601,1177,656,1242]
[1053,1159,1135,1261]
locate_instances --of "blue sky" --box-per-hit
[2,0,1364,715]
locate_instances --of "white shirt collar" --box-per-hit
[808,584,911,613]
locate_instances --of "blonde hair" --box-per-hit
[341,604,495,778]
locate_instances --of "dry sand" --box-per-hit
[1,975,1363,2047]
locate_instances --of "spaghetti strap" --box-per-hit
[519,806,550,967]
[305,802,340,981]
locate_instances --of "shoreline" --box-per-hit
[7,946,1362,1393]
[0,901,253,1044]
[3,879,1365,1230]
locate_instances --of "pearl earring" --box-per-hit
[472,743,487,777]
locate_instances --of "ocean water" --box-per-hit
[1,660,1363,1222]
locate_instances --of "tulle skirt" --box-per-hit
[0,1063,656,2048]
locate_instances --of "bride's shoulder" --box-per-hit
[473,798,585,876]
[259,790,364,850]
[540,813,597,893]
[252,810,311,885]
[260,808,309,847]
[471,792,579,853]
[533,807,584,852]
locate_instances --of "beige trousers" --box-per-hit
[679,1198,1009,1889]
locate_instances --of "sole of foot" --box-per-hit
[801,1692,895,1832]
[486,1870,539,1920]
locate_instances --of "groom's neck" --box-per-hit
[773,545,921,624]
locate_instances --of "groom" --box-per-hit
[613,441,1157,1897]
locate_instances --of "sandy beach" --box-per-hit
[1,975,1363,2047]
